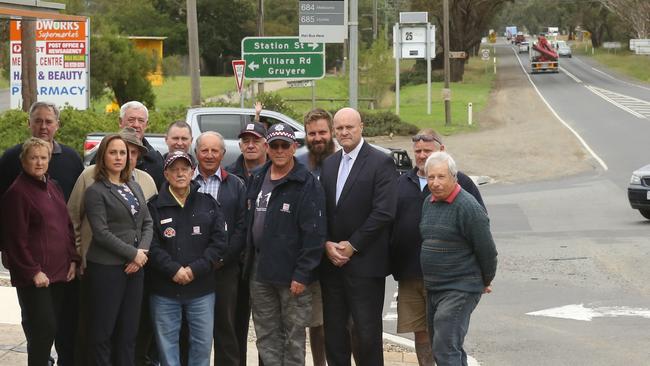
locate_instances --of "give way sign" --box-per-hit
[232,60,246,93]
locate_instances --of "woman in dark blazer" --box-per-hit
[1,137,80,366]
[84,133,153,366]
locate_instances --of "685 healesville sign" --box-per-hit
[241,37,325,80]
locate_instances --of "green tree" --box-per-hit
[90,34,157,107]
[360,33,395,106]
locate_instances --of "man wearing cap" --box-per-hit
[225,121,268,184]
[0,101,84,366]
[192,131,247,366]
[147,151,227,366]
[389,129,485,366]
[118,101,165,189]
[246,123,326,365]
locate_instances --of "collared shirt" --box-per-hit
[193,167,222,200]
[431,183,461,204]
[52,140,62,155]
[337,137,364,181]
[168,186,190,208]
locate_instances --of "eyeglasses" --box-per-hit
[412,134,441,144]
[269,141,292,150]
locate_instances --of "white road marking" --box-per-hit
[591,66,650,92]
[585,85,649,119]
[512,48,608,171]
[559,66,582,83]
[383,332,480,365]
[527,303,650,322]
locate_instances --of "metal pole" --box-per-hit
[395,23,400,116]
[349,0,358,108]
[187,0,201,106]
[426,23,431,115]
[311,81,316,109]
[257,0,265,94]
[443,0,451,126]
[372,0,378,40]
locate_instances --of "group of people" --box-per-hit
[0,99,497,366]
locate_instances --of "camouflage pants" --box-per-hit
[250,279,312,366]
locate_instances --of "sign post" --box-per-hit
[10,19,90,110]
[232,60,246,108]
[241,37,325,80]
[393,13,435,116]
[299,0,347,43]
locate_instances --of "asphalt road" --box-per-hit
[455,43,650,365]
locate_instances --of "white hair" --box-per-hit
[424,151,458,178]
[120,101,149,120]
[195,131,226,153]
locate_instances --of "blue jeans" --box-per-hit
[426,290,481,366]
[150,293,215,366]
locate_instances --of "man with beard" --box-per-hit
[297,108,336,180]
[295,108,336,366]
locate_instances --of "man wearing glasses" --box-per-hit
[389,128,485,365]
[245,123,326,365]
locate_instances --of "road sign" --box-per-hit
[232,60,246,93]
[395,26,435,59]
[481,49,490,61]
[449,51,467,59]
[299,0,346,43]
[241,37,325,80]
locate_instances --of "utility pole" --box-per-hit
[257,0,264,94]
[21,19,37,112]
[349,0,358,108]
[443,0,451,126]
[187,0,201,107]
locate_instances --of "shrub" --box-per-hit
[359,110,419,137]
[256,92,300,120]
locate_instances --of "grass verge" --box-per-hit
[574,41,650,83]
[274,56,495,135]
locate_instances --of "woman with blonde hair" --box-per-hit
[1,137,79,366]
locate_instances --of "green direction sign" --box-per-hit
[241,36,325,80]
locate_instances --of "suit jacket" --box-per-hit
[320,141,398,278]
[84,179,153,266]
[68,166,158,269]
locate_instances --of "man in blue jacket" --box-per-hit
[147,151,227,366]
[390,129,485,366]
[246,123,326,365]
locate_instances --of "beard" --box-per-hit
[307,138,336,167]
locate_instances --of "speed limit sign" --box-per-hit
[481,49,490,61]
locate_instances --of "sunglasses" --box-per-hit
[412,134,442,144]
[269,141,293,150]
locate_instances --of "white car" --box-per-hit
[518,41,529,53]
[556,41,572,57]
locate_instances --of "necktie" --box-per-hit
[336,154,352,204]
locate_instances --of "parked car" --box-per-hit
[555,40,572,57]
[628,164,650,219]
[83,107,412,173]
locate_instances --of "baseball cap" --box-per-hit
[266,123,296,144]
[164,150,193,170]
[238,122,267,139]
[119,127,148,155]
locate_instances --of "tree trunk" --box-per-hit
[21,20,37,112]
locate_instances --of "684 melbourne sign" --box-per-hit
[241,37,325,80]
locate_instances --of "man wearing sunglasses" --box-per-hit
[245,123,326,365]
[389,128,485,365]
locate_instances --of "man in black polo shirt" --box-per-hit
[0,101,84,366]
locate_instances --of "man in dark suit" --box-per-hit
[319,107,398,366]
